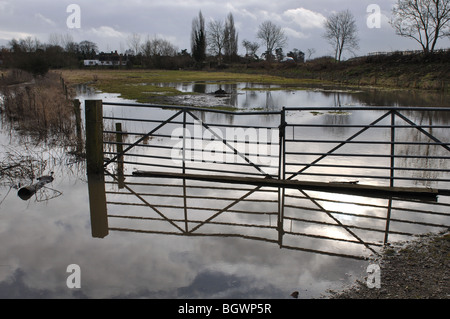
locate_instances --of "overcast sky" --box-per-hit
[1,0,449,59]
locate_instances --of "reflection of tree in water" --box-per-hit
[240,86,280,111]
[395,111,450,188]
[322,111,352,136]
[319,91,357,107]
[0,146,41,188]
[218,83,238,108]
[242,89,259,109]
[355,89,450,107]
[334,92,342,107]
[265,91,275,110]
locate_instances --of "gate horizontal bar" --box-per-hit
[284,162,450,172]
[131,171,440,201]
[285,151,450,159]
[103,117,279,129]
[284,106,450,111]
[287,124,450,128]
[102,102,450,113]
[285,139,450,146]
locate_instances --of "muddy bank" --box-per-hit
[327,231,450,299]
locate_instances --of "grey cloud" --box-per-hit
[1,1,449,63]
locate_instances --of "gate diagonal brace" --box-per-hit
[103,110,184,168]
[394,110,450,153]
[287,110,392,181]
[106,170,186,234]
[186,110,273,178]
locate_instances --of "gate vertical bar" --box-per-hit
[384,198,393,244]
[390,111,396,188]
[182,108,189,232]
[115,122,125,189]
[385,110,396,243]
[277,107,286,247]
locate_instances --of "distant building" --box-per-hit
[84,51,128,67]
[84,59,100,66]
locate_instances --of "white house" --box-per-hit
[84,59,101,66]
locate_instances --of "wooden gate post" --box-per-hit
[87,172,109,238]
[85,100,104,174]
[85,100,108,238]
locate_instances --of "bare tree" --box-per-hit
[141,36,178,68]
[127,33,141,55]
[391,0,450,53]
[141,36,177,57]
[48,33,62,47]
[306,48,316,60]
[256,20,287,61]
[78,40,98,59]
[323,10,359,62]
[207,19,225,61]
[20,36,37,52]
[60,33,75,52]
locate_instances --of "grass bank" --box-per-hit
[232,51,450,92]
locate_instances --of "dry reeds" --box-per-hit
[0,70,76,142]
[1,73,74,135]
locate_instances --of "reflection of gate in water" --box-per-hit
[85,100,450,260]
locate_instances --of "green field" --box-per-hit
[60,69,332,103]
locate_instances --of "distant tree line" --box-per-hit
[191,11,304,64]
[3,0,447,76]
[1,36,105,75]
[0,10,308,76]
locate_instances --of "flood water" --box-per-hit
[0,82,449,299]
[153,81,450,109]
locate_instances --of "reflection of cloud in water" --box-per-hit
[1,178,368,298]
[0,170,368,298]
[2,88,449,298]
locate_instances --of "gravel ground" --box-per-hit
[327,230,450,299]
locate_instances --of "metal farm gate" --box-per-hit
[84,100,450,259]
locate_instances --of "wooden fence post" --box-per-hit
[85,100,104,174]
[73,99,83,154]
